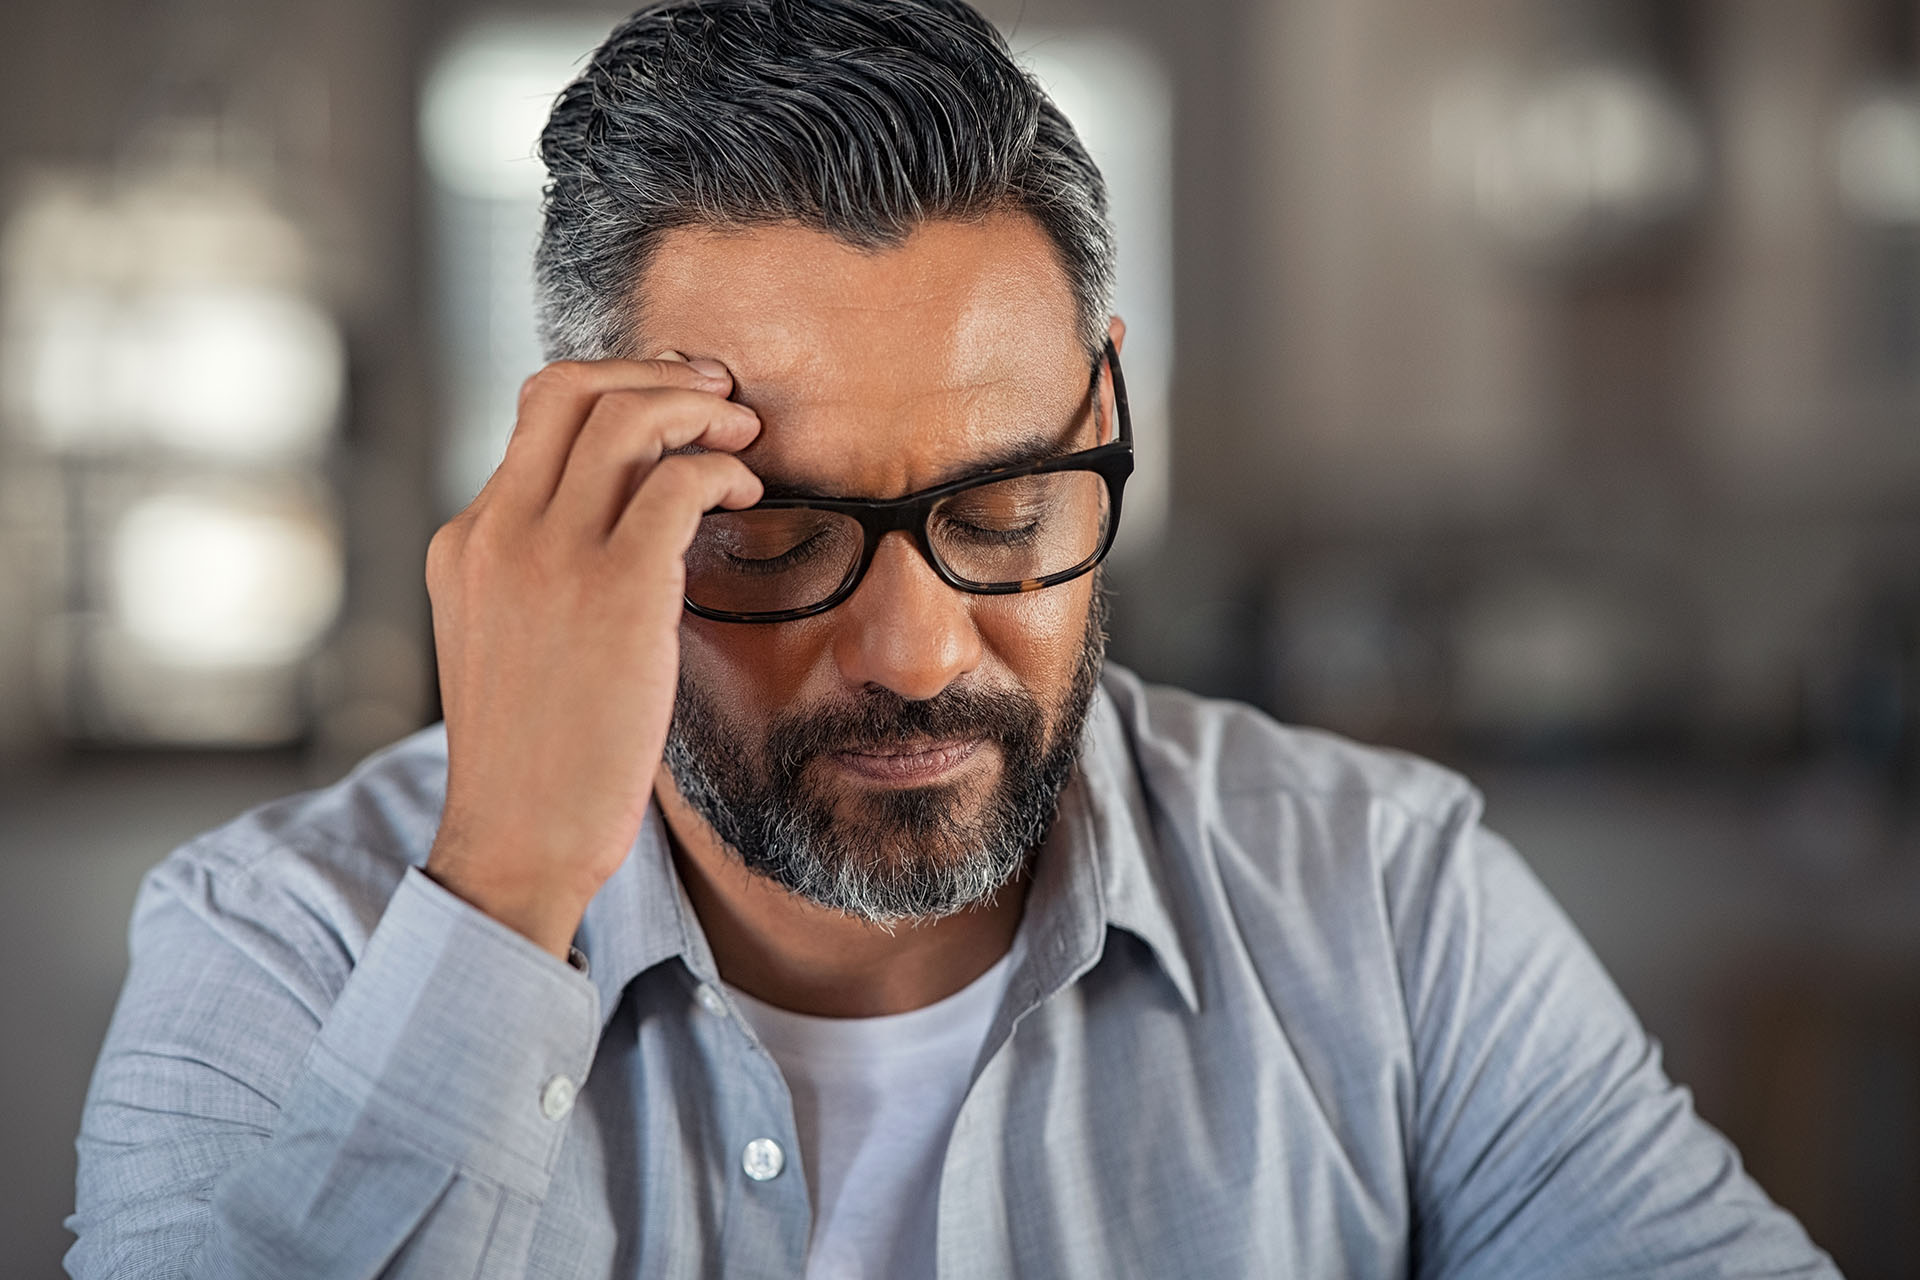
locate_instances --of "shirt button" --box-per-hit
[741,1137,785,1181]
[539,1074,577,1121]
[695,983,727,1017]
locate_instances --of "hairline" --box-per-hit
[612,206,1109,365]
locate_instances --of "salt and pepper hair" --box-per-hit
[533,0,1116,362]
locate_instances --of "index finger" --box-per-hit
[492,355,738,510]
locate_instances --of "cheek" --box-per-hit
[974,579,1094,703]
[678,615,835,728]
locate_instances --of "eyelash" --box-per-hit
[938,517,1042,547]
[722,532,834,575]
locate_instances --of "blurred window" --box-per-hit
[1019,32,1173,559]
[420,17,611,515]
[0,163,346,746]
[1834,89,1920,226]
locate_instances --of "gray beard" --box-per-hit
[663,587,1107,926]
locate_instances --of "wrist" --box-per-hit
[423,839,598,961]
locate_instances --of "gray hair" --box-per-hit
[533,0,1115,362]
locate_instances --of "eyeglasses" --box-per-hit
[684,339,1133,624]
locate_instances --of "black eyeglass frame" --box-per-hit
[685,338,1133,624]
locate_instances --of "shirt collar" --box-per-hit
[572,810,715,1028]
[571,670,1200,1031]
[1071,681,1201,1013]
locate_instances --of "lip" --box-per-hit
[830,737,987,786]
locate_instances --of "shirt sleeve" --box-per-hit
[67,859,601,1279]
[1391,803,1841,1279]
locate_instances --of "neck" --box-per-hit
[653,769,1028,1018]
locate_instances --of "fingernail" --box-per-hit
[654,349,687,362]
[688,357,729,381]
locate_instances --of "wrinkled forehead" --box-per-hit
[631,213,1094,498]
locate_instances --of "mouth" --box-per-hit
[829,736,988,786]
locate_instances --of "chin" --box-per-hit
[833,772,983,824]
[821,775,996,852]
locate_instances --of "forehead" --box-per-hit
[631,212,1091,497]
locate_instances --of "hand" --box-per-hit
[422,355,762,959]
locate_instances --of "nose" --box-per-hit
[830,531,982,701]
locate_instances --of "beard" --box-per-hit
[663,584,1108,926]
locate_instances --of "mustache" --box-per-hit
[764,685,1043,774]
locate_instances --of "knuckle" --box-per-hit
[577,387,696,443]
[590,386,656,418]
[427,518,494,597]
[425,521,463,573]
[465,513,518,558]
[524,361,586,398]
[642,451,693,489]
[451,515,511,573]
[642,453,711,503]
[572,391,648,453]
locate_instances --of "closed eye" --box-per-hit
[721,529,837,575]
[938,518,1042,547]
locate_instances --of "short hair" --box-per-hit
[533,0,1115,362]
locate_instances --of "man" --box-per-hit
[69,1,1836,1276]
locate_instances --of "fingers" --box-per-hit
[488,356,742,513]
[610,451,764,566]
[549,386,761,534]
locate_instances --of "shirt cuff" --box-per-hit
[306,867,601,1196]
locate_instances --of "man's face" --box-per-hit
[637,212,1115,923]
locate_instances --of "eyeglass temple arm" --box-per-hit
[1102,337,1132,447]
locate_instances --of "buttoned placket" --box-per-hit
[574,810,818,1279]
[932,771,1116,1280]
[565,730,1192,1280]
[682,957,813,1276]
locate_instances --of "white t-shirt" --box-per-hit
[725,941,1020,1280]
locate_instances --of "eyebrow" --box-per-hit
[751,432,1079,502]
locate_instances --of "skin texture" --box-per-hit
[424,209,1124,1016]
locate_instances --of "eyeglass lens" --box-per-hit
[683,469,1113,617]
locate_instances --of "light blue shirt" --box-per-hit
[68,666,1837,1277]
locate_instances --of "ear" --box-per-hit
[1107,314,1126,356]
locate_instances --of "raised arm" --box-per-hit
[69,352,761,1276]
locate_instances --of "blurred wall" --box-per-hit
[2,1,1917,1277]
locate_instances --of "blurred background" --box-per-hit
[1,0,1916,1274]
